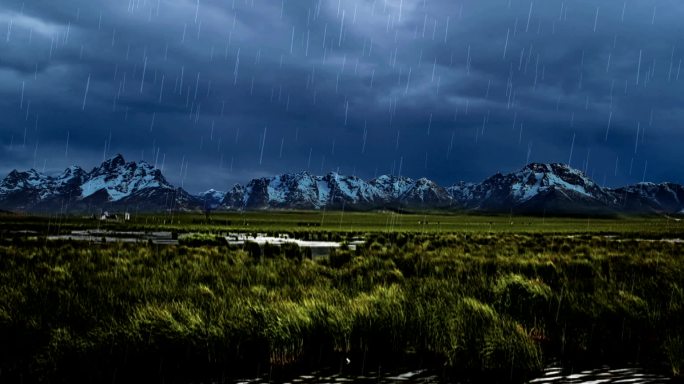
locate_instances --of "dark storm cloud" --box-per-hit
[0,0,683,192]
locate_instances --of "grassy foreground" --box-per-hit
[3,210,684,234]
[1,221,683,383]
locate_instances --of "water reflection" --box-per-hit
[234,366,672,384]
[235,369,440,383]
[529,366,672,384]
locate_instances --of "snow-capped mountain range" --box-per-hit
[0,154,194,213]
[220,172,453,210]
[1,155,684,215]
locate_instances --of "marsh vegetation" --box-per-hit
[0,217,683,383]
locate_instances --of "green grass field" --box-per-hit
[0,211,683,383]
[2,210,684,235]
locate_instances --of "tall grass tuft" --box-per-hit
[0,231,682,382]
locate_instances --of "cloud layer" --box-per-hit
[0,0,682,192]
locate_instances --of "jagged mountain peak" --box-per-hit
[369,174,416,200]
[371,174,415,183]
[414,177,439,185]
[522,162,572,172]
[216,171,452,210]
[611,181,684,213]
[1,168,49,189]
[519,163,595,185]
[54,166,86,189]
[200,188,221,194]
[136,160,159,171]
[484,163,599,193]
[96,153,126,171]
[58,165,86,180]
[0,155,198,212]
[80,156,174,202]
[90,155,161,176]
[92,154,147,172]
[2,161,684,214]
[9,168,45,178]
[286,170,315,178]
[446,162,617,213]
[496,163,591,182]
[198,189,227,209]
[61,165,86,174]
[198,189,227,199]
[102,155,163,176]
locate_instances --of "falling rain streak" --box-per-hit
[0,0,681,192]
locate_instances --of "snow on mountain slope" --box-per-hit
[197,189,227,209]
[266,177,287,204]
[323,172,380,206]
[54,166,86,188]
[80,156,173,201]
[611,182,684,213]
[198,189,227,201]
[0,169,54,206]
[221,184,247,208]
[272,172,321,207]
[448,163,617,213]
[238,172,322,209]
[446,182,477,203]
[0,154,197,212]
[503,163,609,203]
[401,178,452,205]
[218,172,451,210]
[0,169,50,193]
[217,163,639,212]
[369,175,415,200]
[315,177,331,207]
[3,158,684,214]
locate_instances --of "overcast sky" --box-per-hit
[1,0,683,192]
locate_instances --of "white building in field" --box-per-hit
[99,211,117,221]
[96,211,131,221]
[225,233,364,258]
